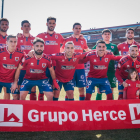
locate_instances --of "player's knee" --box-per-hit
[31,86,36,91]
[78,87,84,94]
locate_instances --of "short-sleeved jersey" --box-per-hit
[123,79,140,99]
[16,34,35,54]
[49,52,86,83]
[61,36,88,69]
[92,43,119,73]
[84,51,122,78]
[117,41,140,56]
[0,34,7,48]
[21,54,52,80]
[0,47,24,83]
[115,55,140,83]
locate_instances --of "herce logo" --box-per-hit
[129,104,140,124]
[0,104,23,127]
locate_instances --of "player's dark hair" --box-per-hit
[128,68,139,80]
[96,40,106,45]
[126,28,134,33]
[73,23,81,29]
[21,20,31,27]
[33,37,44,45]
[65,41,74,48]
[102,29,111,34]
[47,17,56,22]
[7,35,17,41]
[129,45,138,51]
[0,18,9,24]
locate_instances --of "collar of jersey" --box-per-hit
[34,53,44,60]
[96,51,106,57]
[6,47,15,54]
[45,32,55,36]
[0,33,7,38]
[22,34,33,38]
[64,52,74,59]
[125,40,135,45]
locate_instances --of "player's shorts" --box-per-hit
[0,82,19,94]
[107,72,116,88]
[118,79,126,90]
[86,77,112,95]
[46,66,55,84]
[20,79,53,92]
[54,79,75,91]
[18,70,26,85]
[73,69,86,88]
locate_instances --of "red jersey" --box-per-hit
[84,51,122,78]
[0,34,7,48]
[16,34,35,54]
[117,41,140,56]
[123,79,140,99]
[21,54,52,80]
[49,52,86,83]
[115,55,140,83]
[61,36,88,69]
[0,47,24,83]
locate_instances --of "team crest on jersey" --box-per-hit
[15,57,19,61]
[81,41,84,44]
[94,59,96,62]
[136,65,140,68]
[3,57,6,60]
[123,47,125,49]
[73,58,77,62]
[55,35,58,39]
[20,40,23,43]
[31,63,34,66]
[45,36,47,38]
[104,58,108,62]
[111,46,114,49]
[42,63,46,68]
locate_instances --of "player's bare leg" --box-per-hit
[30,86,37,100]
[53,90,60,101]
[78,87,85,100]
[44,91,53,101]
[20,91,29,100]
[3,87,10,100]
[66,90,74,101]
[12,94,20,100]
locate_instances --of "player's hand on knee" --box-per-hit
[28,50,34,58]
[11,82,18,93]
[53,79,60,90]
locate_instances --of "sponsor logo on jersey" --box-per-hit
[129,104,140,124]
[30,69,44,73]
[3,57,6,60]
[0,44,6,48]
[0,104,23,127]
[3,64,17,69]
[74,45,82,50]
[73,58,77,62]
[105,58,108,62]
[15,57,19,61]
[20,45,32,50]
[45,41,58,45]
[55,35,58,39]
[94,65,107,70]
[81,41,84,44]
[42,63,46,68]
[111,46,114,49]
[61,65,75,70]
[20,40,23,43]
[123,47,125,49]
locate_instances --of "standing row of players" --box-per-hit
[0,17,140,100]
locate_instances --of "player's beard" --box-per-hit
[131,55,137,58]
[35,50,43,55]
[48,26,54,31]
[0,27,7,32]
[127,37,134,40]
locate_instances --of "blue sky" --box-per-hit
[1,0,140,36]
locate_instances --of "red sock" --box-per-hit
[30,92,36,100]
[107,93,113,100]
[85,93,92,100]
[118,94,123,100]
[38,93,44,100]
[65,95,68,101]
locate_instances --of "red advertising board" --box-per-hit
[0,100,140,132]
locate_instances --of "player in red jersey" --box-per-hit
[60,23,90,100]
[11,38,59,100]
[80,40,122,100]
[0,18,9,48]
[36,17,64,100]
[17,20,36,100]
[49,41,87,101]
[115,45,140,99]
[123,68,140,99]
[0,35,24,100]
[117,28,140,56]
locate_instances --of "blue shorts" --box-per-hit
[18,70,26,85]
[86,77,112,95]
[0,82,19,94]
[20,79,53,92]
[54,79,75,91]
[73,69,86,88]
[118,79,126,90]
[46,66,55,84]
